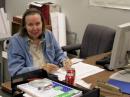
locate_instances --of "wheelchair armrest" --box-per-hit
[62,44,81,52]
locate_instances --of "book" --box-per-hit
[13,16,22,24]
[108,79,130,94]
[17,78,82,97]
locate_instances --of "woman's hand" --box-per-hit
[63,59,73,71]
[42,63,59,73]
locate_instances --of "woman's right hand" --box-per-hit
[42,63,59,73]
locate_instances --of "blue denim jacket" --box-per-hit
[8,31,67,76]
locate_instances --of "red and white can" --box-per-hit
[65,68,75,85]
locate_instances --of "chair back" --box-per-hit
[80,24,115,58]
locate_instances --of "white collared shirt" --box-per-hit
[29,39,46,68]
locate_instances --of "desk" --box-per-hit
[83,52,129,97]
[0,87,11,97]
[83,52,113,84]
[1,52,130,97]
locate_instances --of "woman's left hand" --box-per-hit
[42,63,59,73]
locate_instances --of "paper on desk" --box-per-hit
[75,79,92,89]
[23,93,32,97]
[71,58,83,64]
[53,62,104,81]
[53,68,66,81]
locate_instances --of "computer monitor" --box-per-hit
[108,23,130,70]
[108,23,130,83]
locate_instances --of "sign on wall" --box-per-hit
[89,0,130,10]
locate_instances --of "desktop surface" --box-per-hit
[1,52,130,97]
[0,87,11,97]
[83,52,130,97]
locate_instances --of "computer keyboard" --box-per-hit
[96,55,112,71]
[96,55,111,65]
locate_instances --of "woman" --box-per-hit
[8,8,72,76]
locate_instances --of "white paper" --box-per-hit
[53,62,104,81]
[50,12,66,47]
[0,8,11,39]
[29,1,54,7]
[0,12,5,34]
[58,13,66,47]
[71,58,83,64]
[23,93,32,97]
[53,68,66,81]
[75,79,92,89]
[29,2,43,7]
[2,51,7,59]
[72,62,104,79]
[50,12,59,42]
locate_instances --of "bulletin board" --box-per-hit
[89,0,130,10]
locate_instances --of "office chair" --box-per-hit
[62,24,116,58]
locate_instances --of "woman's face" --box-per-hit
[25,14,43,40]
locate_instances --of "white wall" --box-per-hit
[6,0,130,43]
[6,0,56,20]
[56,0,130,42]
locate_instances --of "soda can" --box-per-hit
[65,68,75,85]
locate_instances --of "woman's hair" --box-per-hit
[19,8,45,37]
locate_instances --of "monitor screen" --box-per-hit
[108,23,130,70]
